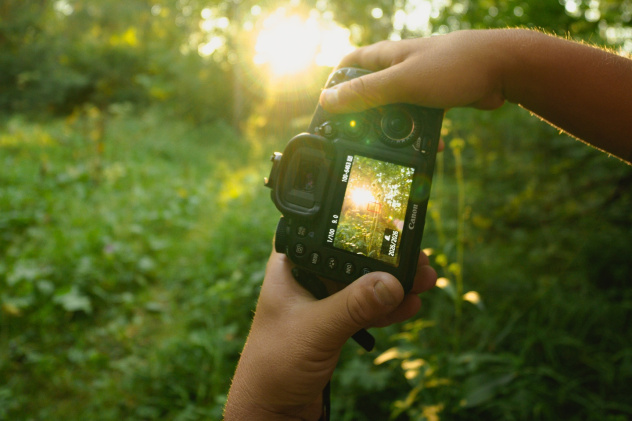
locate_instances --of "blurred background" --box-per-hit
[1,0,631,419]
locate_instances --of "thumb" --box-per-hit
[318,272,405,347]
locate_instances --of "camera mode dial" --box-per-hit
[378,106,421,148]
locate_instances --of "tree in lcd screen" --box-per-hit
[334,156,414,265]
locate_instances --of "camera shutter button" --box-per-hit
[328,69,348,87]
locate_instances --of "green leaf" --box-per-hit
[53,286,92,314]
[461,372,516,408]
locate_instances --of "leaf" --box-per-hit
[373,347,411,365]
[53,286,92,314]
[461,372,516,408]
[463,290,485,310]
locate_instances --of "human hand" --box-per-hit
[319,29,510,113]
[319,29,632,163]
[224,249,437,420]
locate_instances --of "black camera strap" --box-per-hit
[291,268,376,421]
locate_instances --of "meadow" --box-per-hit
[2,1,632,419]
[2,102,631,420]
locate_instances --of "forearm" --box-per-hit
[500,29,632,162]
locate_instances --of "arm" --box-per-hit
[320,29,632,164]
[224,250,437,420]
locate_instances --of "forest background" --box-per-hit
[1,0,631,420]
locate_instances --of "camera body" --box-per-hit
[265,68,443,293]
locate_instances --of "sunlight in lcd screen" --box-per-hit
[350,187,376,209]
[333,156,415,266]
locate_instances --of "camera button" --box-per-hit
[413,136,422,151]
[343,262,355,276]
[361,267,372,275]
[297,226,307,237]
[309,252,321,265]
[328,69,348,86]
[318,122,336,138]
[326,257,338,270]
[421,136,432,154]
[294,243,306,256]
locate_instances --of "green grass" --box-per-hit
[0,108,280,419]
[1,105,631,420]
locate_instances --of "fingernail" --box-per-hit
[374,279,398,307]
[321,87,339,107]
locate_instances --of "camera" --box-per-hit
[264,68,443,293]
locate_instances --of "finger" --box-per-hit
[319,64,416,113]
[338,40,404,71]
[372,294,422,327]
[410,264,438,294]
[261,251,315,304]
[418,250,431,266]
[409,252,438,294]
[315,271,405,348]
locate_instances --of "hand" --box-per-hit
[319,29,632,163]
[224,250,437,420]
[319,29,509,113]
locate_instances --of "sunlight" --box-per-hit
[54,0,73,16]
[350,187,376,209]
[391,0,433,39]
[254,8,354,76]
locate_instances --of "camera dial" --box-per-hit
[274,217,289,253]
[379,106,421,147]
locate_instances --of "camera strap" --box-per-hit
[291,267,376,421]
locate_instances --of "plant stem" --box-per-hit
[451,139,466,351]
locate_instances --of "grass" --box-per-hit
[1,105,631,420]
[0,108,280,419]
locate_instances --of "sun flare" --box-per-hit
[350,187,376,209]
[253,8,354,76]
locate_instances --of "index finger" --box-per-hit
[319,63,417,113]
[409,251,437,294]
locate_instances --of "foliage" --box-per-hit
[0,107,279,419]
[1,1,632,420]
[0,0,235,123]
[361,105,632,420]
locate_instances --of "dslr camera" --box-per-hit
[265,68,443,293]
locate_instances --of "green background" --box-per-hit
[1,1,631,419]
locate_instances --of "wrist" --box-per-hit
[224,401,305,421]
[224,363,322,421]
[497,28,546,104]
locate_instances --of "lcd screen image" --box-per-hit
[333,155,414,266]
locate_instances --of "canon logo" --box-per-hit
[408,204,419,230]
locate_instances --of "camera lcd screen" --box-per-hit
[331,155,414,266]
